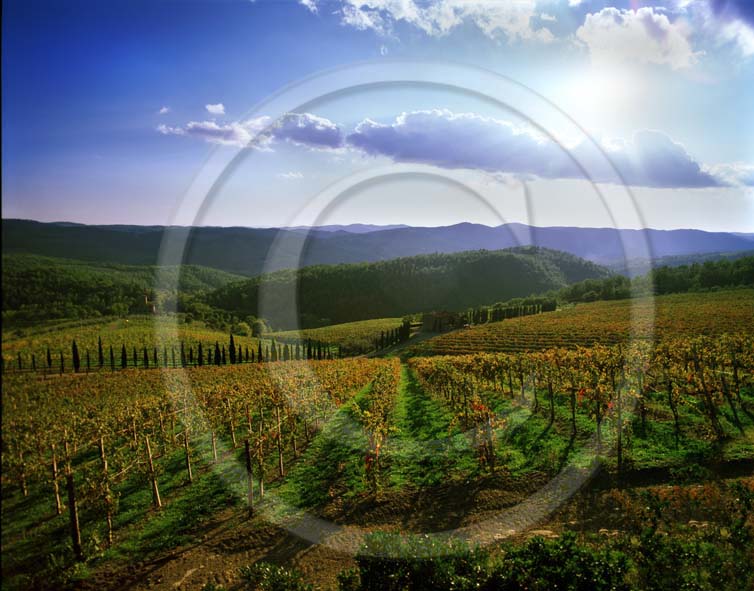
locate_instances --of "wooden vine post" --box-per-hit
[51,443,63,515]
[183,429,193,483]
[99,435,114,546]
[226,398,237,448]
[211,430,218,463]
[145,435,162,508]
[275,405,285,477]
[64,434,84,562]
[244,439,254,516]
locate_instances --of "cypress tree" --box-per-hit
[189,347,194,366]
[86,350,90,373]
[72,340,81,373]
[198,343,204,367]
[229,334,236,364]
[98,337,104,368]
[222,346,227,365]
[257,342,263,363]
[47,347,52,370]
[110,345,115,371]
[133,347,138,368]
[271,341,278,362]
[172,347,176,367]
[180,342,186,366]
[207,348,212,365]
[32,354,37,371]
[214,342,221,366]
[251,348,255,362]
[283,344,290,361]
[163,345,168,368]
[295,343,301,360]
[245,346,249,362]
[60,351,64,374]
[153,347,158,367]
[143,347,149,369]
[238,344,242,364]
[18,353,23,371]
[265,345,270,361]
[121,344,127,369]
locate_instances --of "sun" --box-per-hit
[559,65,644,129]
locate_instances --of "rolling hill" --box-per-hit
[3,219,752,276]
[2,254,246,323]
[205,246,611,329]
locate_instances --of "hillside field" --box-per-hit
[412,289,754,355]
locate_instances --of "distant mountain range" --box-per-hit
[3,219,753,277]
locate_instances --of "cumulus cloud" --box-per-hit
[271,112,344,149]
[157,108,747,189]
[332,0,553,43]
[576,7,700,69]
[158,106,170,115]
[157,112,343,150]
[157,117,270,147]
[299,0,317,14]
[707,162,754,186]
[205,103,226,115]
[346,109,724,188]
[277,171,304,179]
[694,0,754,56]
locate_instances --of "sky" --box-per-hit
[2,0,753,231]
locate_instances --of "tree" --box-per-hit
[72,340,81,373]
[214,342,221,366]
[47,347,52,370]
[121,344,127,369]
[198,342,204,367]
[98,337,104,368]
[229,334,237,364]
[257,342,263,363]
[110,345,115,371]
[143,347,149,369]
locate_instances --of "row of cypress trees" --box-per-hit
[4,334,335,374]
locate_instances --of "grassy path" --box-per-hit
[276,383,373,508]
[383,364,477,488]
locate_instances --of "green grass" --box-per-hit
[383,365,478,488]
[275,383,374,508]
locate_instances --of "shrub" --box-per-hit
[239,562,313,591]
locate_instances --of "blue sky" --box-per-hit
[2,0,753,230]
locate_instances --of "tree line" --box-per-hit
[3,334,337,375]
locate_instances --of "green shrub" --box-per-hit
[239,562,313,591]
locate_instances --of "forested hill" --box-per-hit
[205,247,610,329]
[4,219,753,275]
[2,254,245,323]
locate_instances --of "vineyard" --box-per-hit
[2,292,754,590]
[1,358,401,583]
[412,289,754,356]
[267,317,406,356]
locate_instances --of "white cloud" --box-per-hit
[157,112,344,150]
[158,106,170,115]
[707,162,754,186]
[334,0,553,43]
[540,13,556,22]
[205,103,226,115]
[277,171,304,179]
[576,7,700,69]
[569,0,583,6]
[157,117,270,147]
[299,0,317,14]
